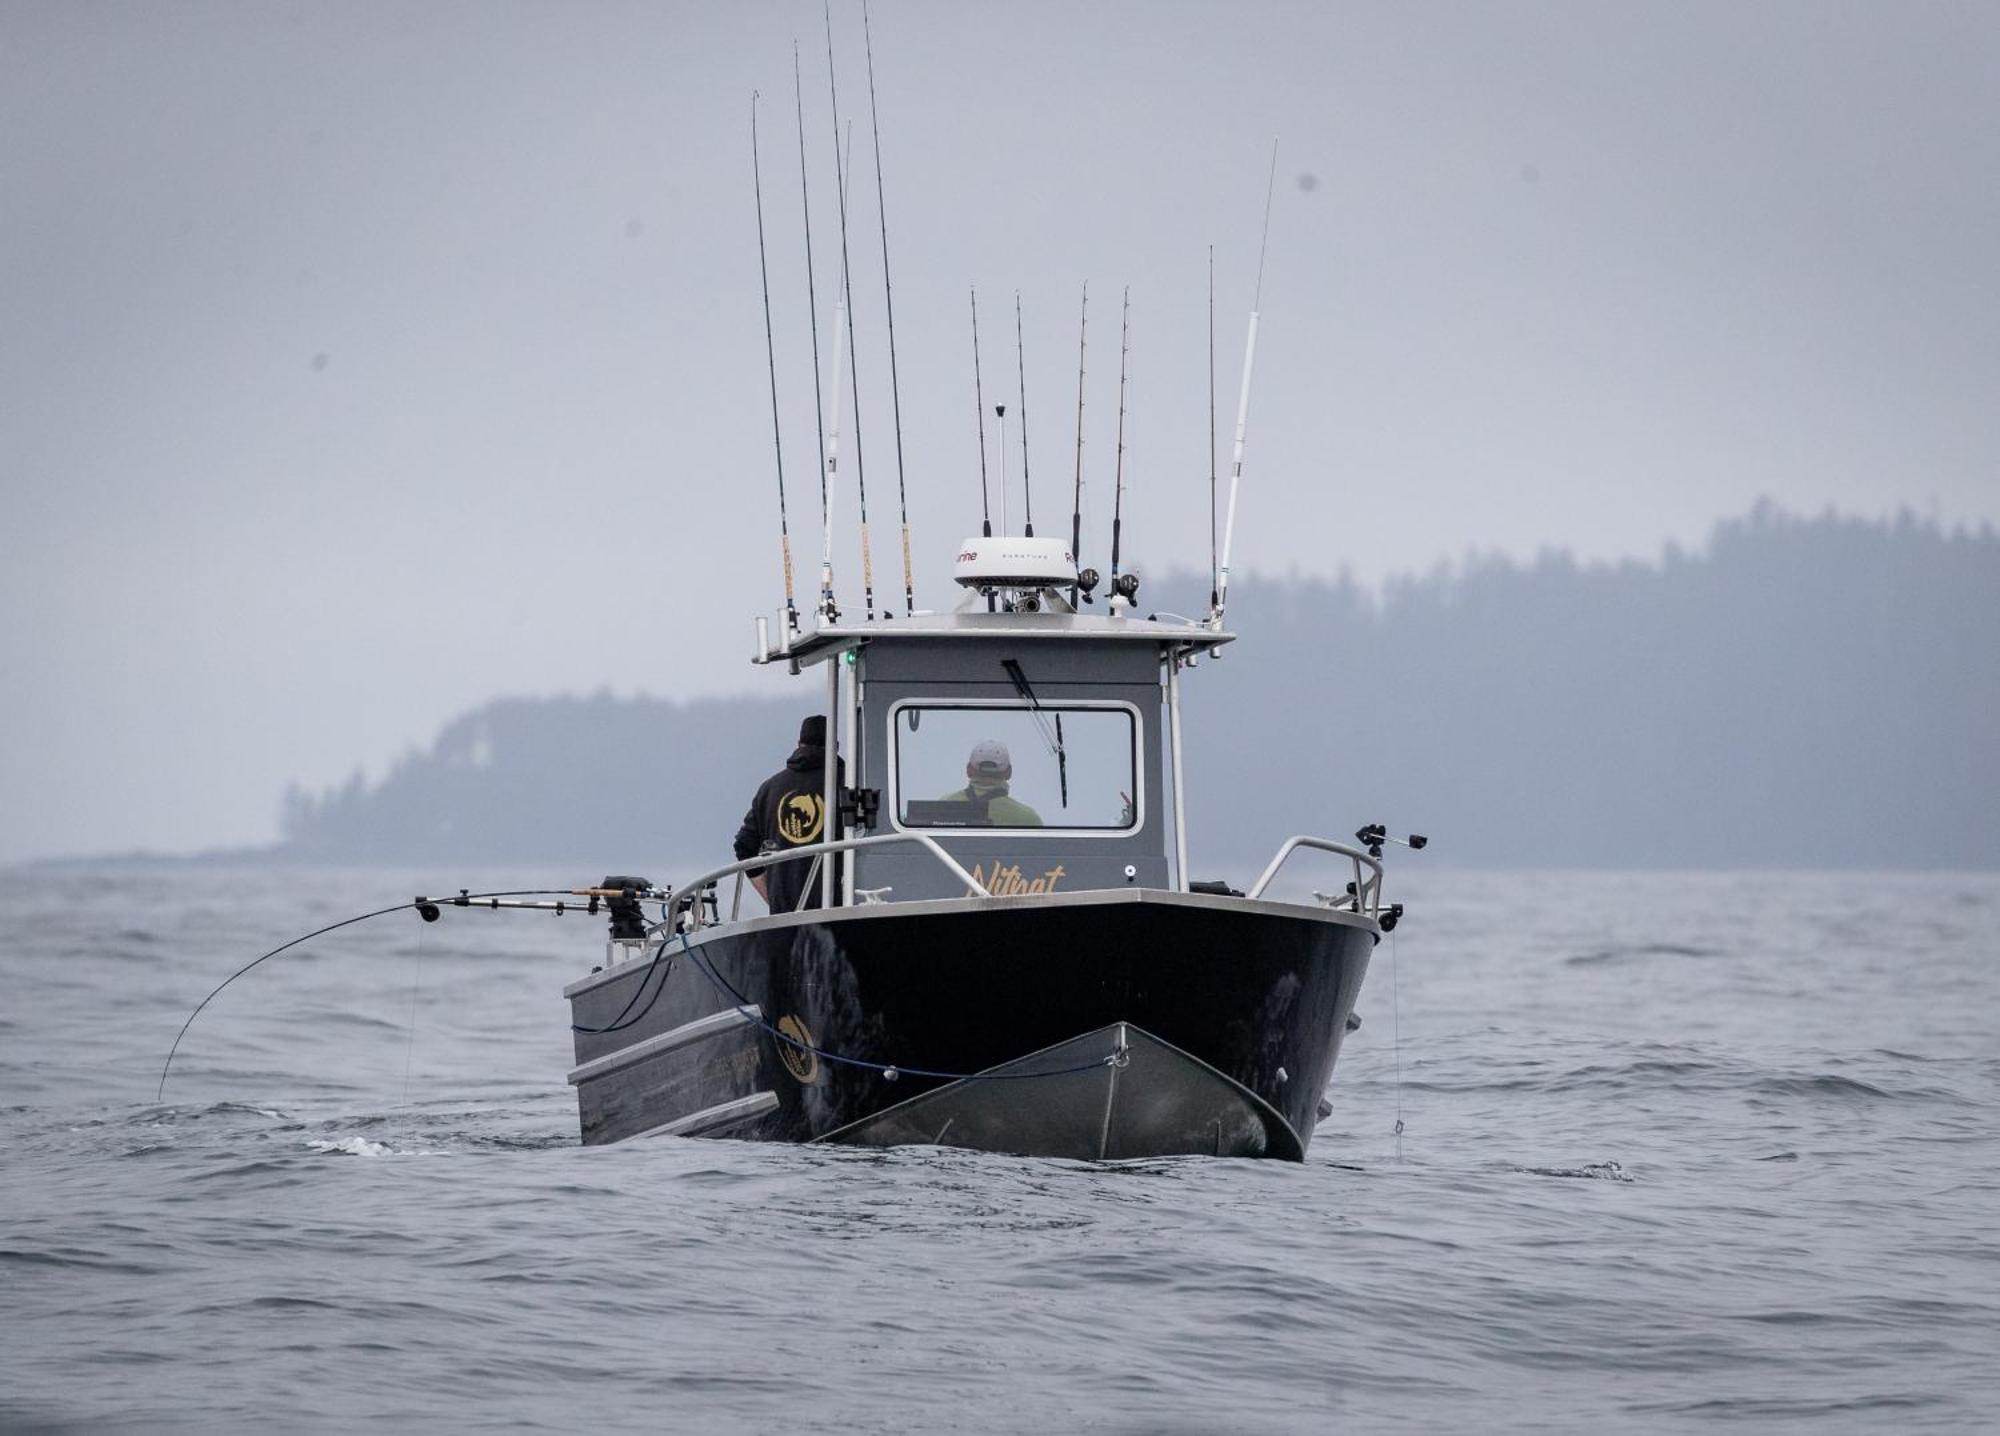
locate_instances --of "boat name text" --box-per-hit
[971,861,1067,896]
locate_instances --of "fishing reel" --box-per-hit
[1104,570,1141,616]
[599,876,656,941]
[1076,568,1100,604]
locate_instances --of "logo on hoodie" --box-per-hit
[778,791,825,844]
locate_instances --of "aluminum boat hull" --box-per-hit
[564,888,1374,1160]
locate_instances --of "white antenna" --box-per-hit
[1211,139,1278,630]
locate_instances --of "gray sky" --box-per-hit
[3,1,1995,864]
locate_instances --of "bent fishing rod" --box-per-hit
[156,882,666,1101]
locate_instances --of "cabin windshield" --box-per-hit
[892,702,1138,832]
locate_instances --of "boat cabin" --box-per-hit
[763,610,1233,905]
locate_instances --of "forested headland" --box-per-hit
[275,505,1999,870]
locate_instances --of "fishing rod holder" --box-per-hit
[599,876,656,941]
[837,785,882,832]
[1355,824,1428,860]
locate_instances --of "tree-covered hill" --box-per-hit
[278,505,1999,870]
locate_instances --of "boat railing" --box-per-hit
[1245,836,1386,918]
[661,831,993,935]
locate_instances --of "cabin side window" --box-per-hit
[892,702,1138,832]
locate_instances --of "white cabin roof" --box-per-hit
[760,610,1236,668]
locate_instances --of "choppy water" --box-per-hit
[4,864,1997,1432]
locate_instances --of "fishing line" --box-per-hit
[400,919,425,1108]
[158,888,596,1100]
[1390,925,1405,1160]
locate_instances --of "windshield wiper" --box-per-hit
[1001,658,1068,808]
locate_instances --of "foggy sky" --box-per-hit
[3,1,1996,864]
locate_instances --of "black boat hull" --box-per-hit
[565,890,1374,1160]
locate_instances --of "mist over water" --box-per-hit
[6,865,1997,1430]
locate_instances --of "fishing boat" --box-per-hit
[560,23,1419,1162]
[564,542,1416,1159]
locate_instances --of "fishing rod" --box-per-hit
[1208,245,1219,619]
[751,92,798,634]
[861,0,914,617]
[970,288,992,539]
[793,44,837,623]
[822,139,850,626]
[157,884,662,1100]
[1015,292,1033,537]
[826,9,875,621]
[1109,286,1131,601]
[1070,281,1088,607]
[971,289,998,613]
[1211,139,1279,630]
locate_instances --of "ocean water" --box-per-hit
[3,863,1997,1433]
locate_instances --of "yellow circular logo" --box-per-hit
[776,1015,819,1084]
[777,792,825,845]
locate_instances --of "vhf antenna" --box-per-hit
[1014,293,1033,537]
[862,0,914,617]
[1070,281,1088,605]
[1212,138,1279,630]
[825,10,874,621]
[750,92,798,634]
[794,44,837,623]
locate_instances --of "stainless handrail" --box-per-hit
[1246,836,1385,917]
[660,831,992,933]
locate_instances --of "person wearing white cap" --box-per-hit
[936,738,1042,826]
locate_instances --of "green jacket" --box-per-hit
[937,782,1043,827]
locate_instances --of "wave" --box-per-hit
[1518,1160,1634,1182]
[1564,942,1724,966]
[1390,1053,1973,1104]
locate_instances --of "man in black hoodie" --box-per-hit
[733,713,842,913]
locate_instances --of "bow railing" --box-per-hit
[1245,836,1385,918]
